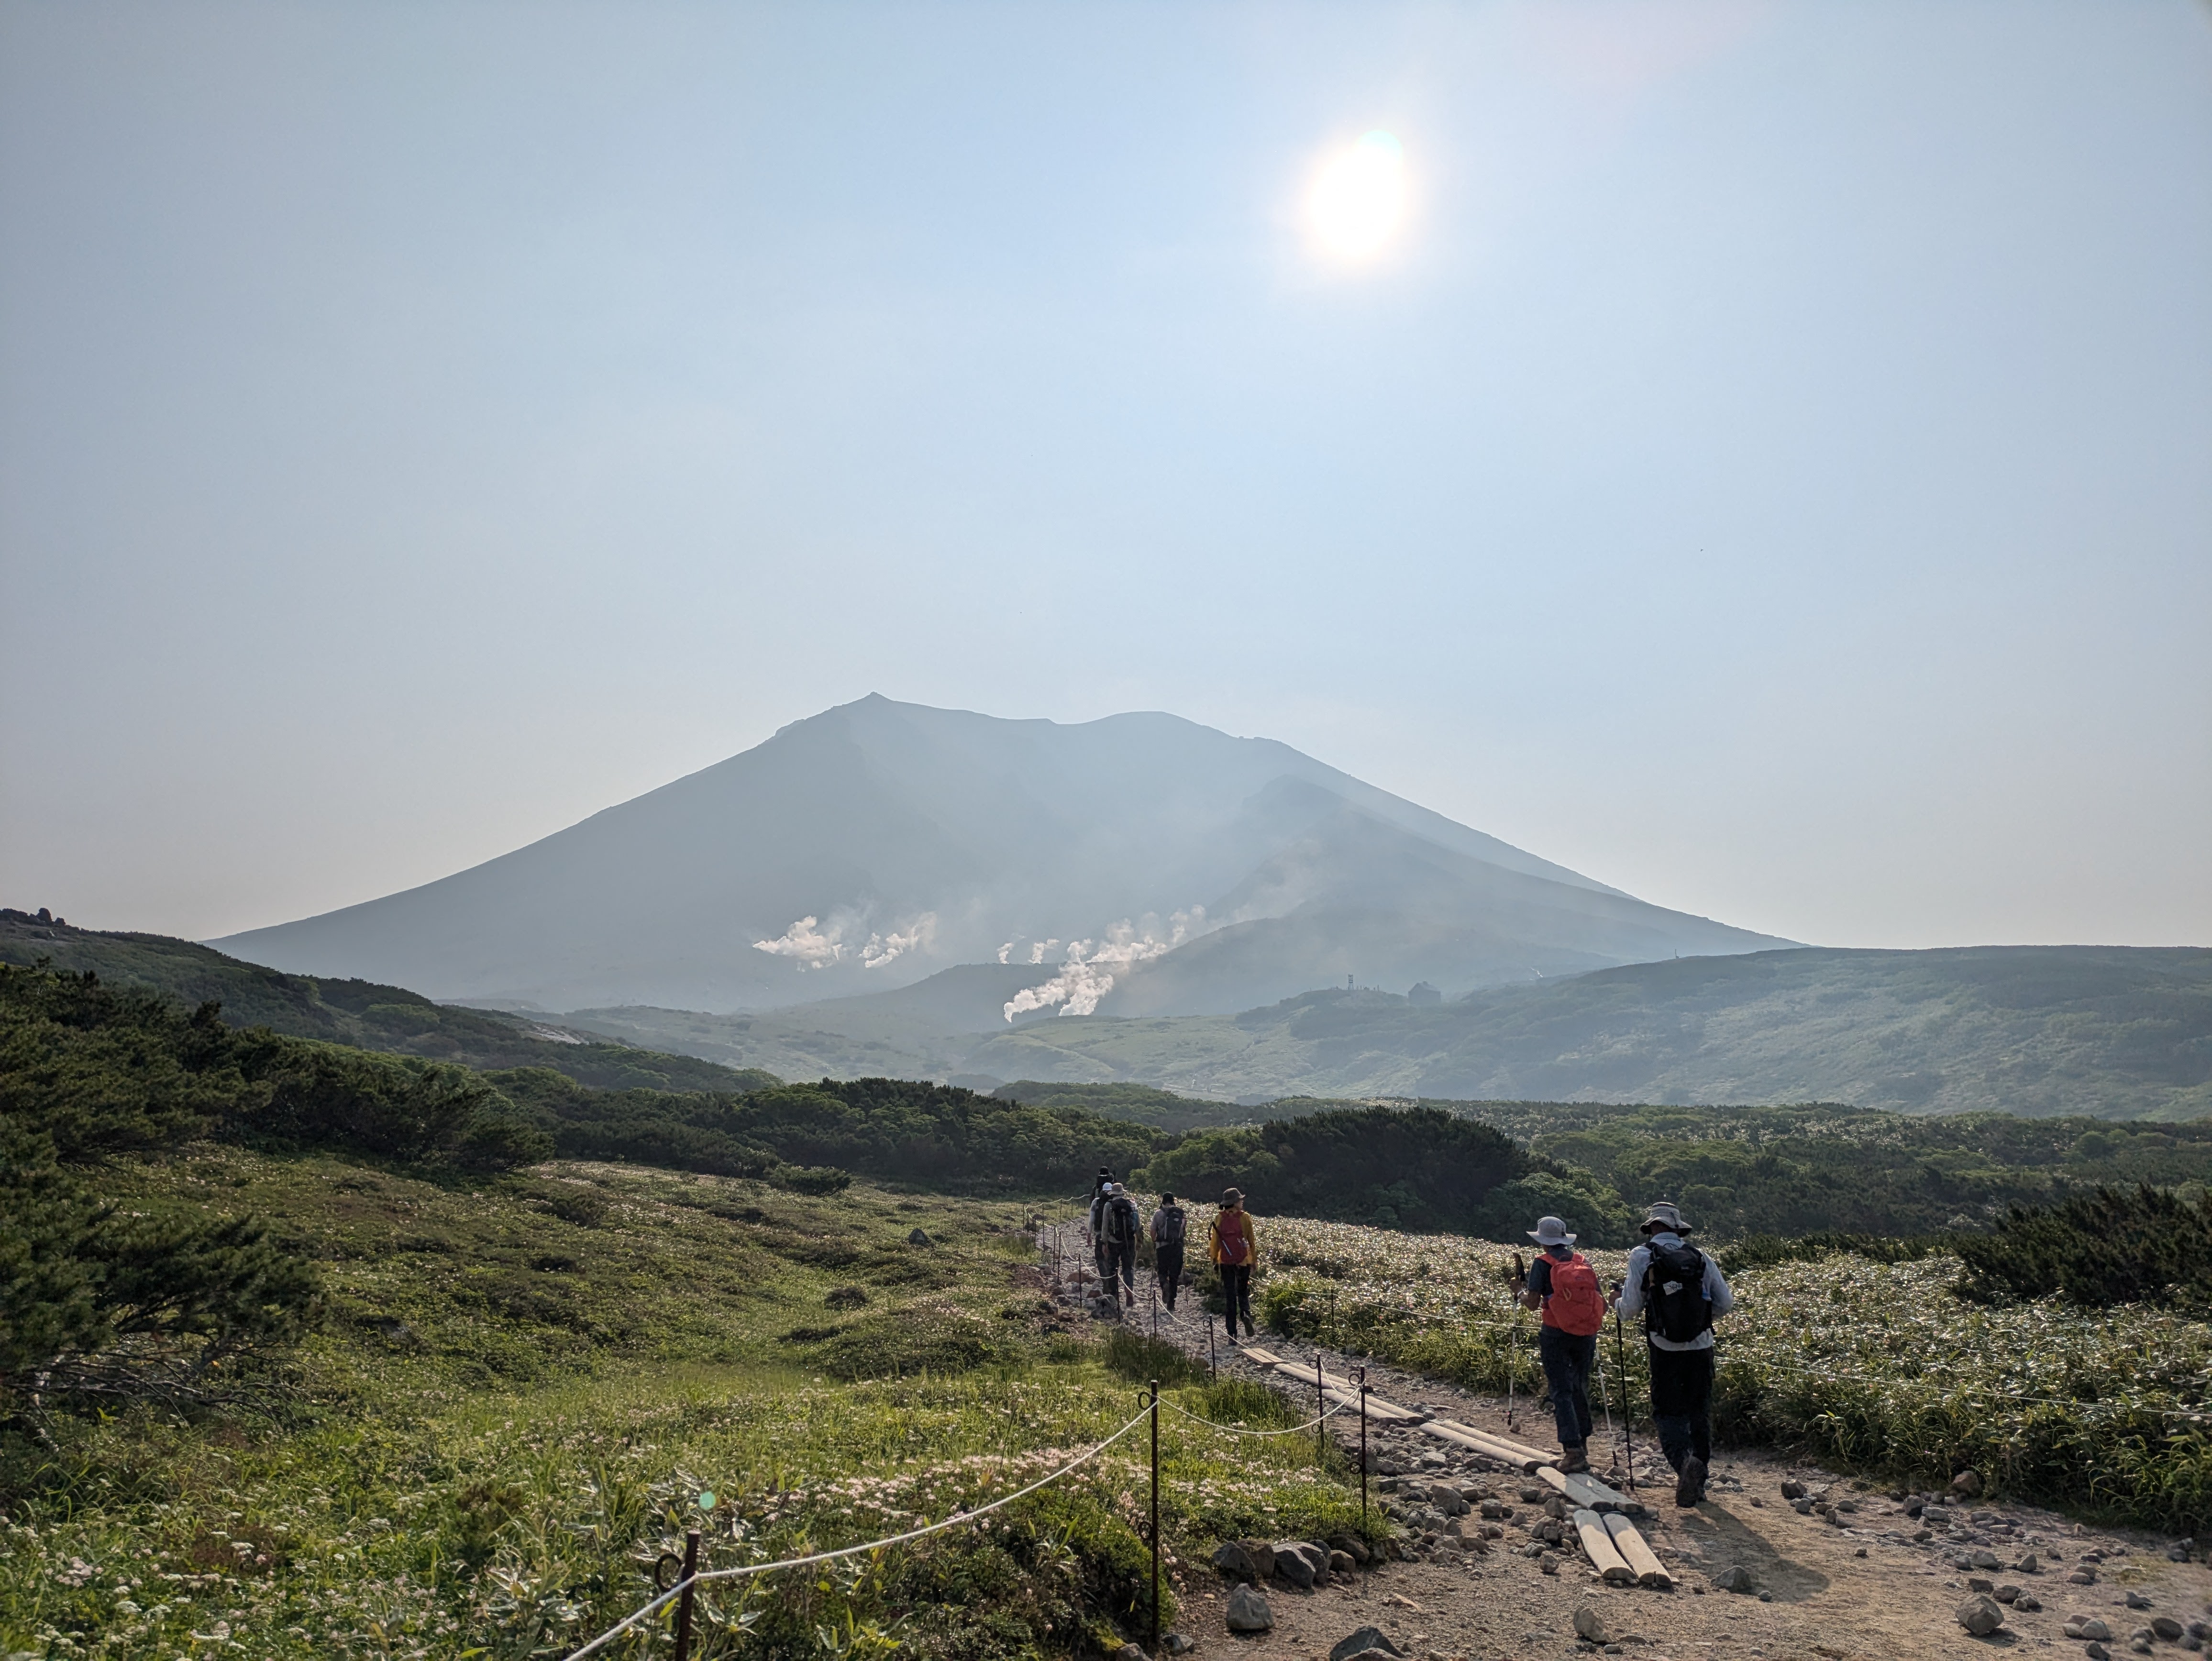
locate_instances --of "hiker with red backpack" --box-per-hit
[1614,1199,1735,1507]
[1209,1187,1259,1340]
[1509,1215,1610,1474]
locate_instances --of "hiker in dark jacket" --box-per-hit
[1149,1192,1189,1312]
[1088,1168,1115,1279]
[1509,1214,1610,1474]
[1097,1183,1140,1308]
[1615,1199,1735,1506]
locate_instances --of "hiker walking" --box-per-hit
[1097,1182,1140,1308]
[1150,1191,1189,1313]
[1209,1187,1259,1341]
[1087,1168,1115,1280]
[1615,1199,1734,1507]
[1509,1215,1609,1474]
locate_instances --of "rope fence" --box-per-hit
[565,1403,1156,1661]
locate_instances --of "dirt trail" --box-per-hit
[1042,1223,2212,1661]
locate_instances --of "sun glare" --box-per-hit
[1304,131,1410,264]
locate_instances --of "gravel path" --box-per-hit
[1040,1221,2212,1661]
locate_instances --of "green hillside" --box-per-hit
[962,946,2212,1119]
[0,910,775,1094]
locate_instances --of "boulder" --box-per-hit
[907,1228,932,1246]
[1328,1550,1356,1575]
[1956,1595,2003,1637]
[1164,1635,1197,1657]
[1225,1583,1272,1633]
[2063,1617,2112,1641]
[1329,1534,1371,1565]
[1780,1479,1807,1499]
[1572,1606,1610,1643]
[2013,1553,2039,1573]
[2083,1644,2111,1661]
[1242,1540,1276,1580]
[1298,1540,1333,1584]
[1211,1541,1258,1583]
[1712,1566,1755,1594]
[1328,1628,1406,1661]
[1272,1548,1314,1589]
[2155,1617,2185,1642]
[1428,1484,1470,1516]
[1951,1468,1983,1498]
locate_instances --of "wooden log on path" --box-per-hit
[1430,1418,1556,1469]
[1574,1509,1638,1585]
[1538,1467,1636,1512]
[1602,1513,1672,1589]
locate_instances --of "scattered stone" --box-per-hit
[1853,1547,1867,1559]
[2156,1617,2186,1642]
[1573,1606,1610,1643]
[1993,1584,2022,1604]
[1428,1484,1470,1517]
[2013,1593,2041,1612]
[1539,1555,1559,1575]
[1225,1583,1272,1633]
[1243,1541,1276,1580]
[1328,1550,1357,1576]
[1480,1500,1509,1521]
[1212,1541,1258,1583]
[2069,1567,2100,1585]
[1780,1479,1807,1499]
[2082,1646,2110,1661]
[2126,1592,2154,1610]
[1967,1578,1994,1594]
[1163,1634,1197,1657]
[1271,1543,1316,1589]
[1520,1486,1547,1505]
[906,1227,932,1246]
[1952,1469,1984,1498]
[1970,1550,2002,1570]
[1956,1595,2004,1637]
[2128,1630,2154,1656]
[1328,1627,1406,1661]
[1330,1534,1371,1565]
[1712,1566,1755,1595]
[1114,1645,1148,1660]
[2014,1553,2040,1573]
[2064,1617,2113,1641]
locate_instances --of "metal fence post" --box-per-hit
[671,1528,700,1661]
[1314,1351,1325,1467]
[1149,1379,1161,1659]
[1358,1366,1369,1522]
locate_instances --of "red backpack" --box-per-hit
[1543,1252,1606,1336]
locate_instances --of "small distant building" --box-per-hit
[1407,981,1442,1006]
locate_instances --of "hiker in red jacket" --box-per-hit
[1509,1214,1611,1474]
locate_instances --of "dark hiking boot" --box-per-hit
[1560,1446,1590,1475]
[1676,1455,1707,1507]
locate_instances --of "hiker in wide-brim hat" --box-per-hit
[1209,1188,1259,1342]
[1615,1197,1735,1508]
[1511,1215,1611,1474]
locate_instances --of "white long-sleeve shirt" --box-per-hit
[1615,1231,1734,1352]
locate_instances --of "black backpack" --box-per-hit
[1104,1195,1139,1246]
[1153,1205,1187,1247]
[1643,1240,1713,1344]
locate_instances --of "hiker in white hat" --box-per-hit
[1508,1215,1611,1474]
[1614,1199,1735,1507]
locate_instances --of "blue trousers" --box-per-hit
[1537,1325,1596,1449]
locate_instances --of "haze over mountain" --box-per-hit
[212,697,1790,1012]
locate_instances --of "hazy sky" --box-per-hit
[3,0,2208,952]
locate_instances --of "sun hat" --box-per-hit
[1526,1216,1576,1247]
[1221,1187,1244,1207]
[1640,1200,1692,1235]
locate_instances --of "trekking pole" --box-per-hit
[1207,1315,1217,1380]
[1358,1366,1370,1523]
[1149,1379,1162,1660]
[1612,1296,1636,1493]
[1506,1252,1525,1432]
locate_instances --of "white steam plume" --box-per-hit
[752,915,845,970]
[755,909,937,973]
[860,913,937,969]
[1003,909,1204,1021]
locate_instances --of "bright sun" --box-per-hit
[1304,131,1410,264]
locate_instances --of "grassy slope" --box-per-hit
[0,1153,1375,1660]
[962,947,2212,1118]
[0,913,776,1094]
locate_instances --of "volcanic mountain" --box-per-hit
[212,696,1792,1012]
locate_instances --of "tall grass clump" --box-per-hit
[1250,1213,2212,1533]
